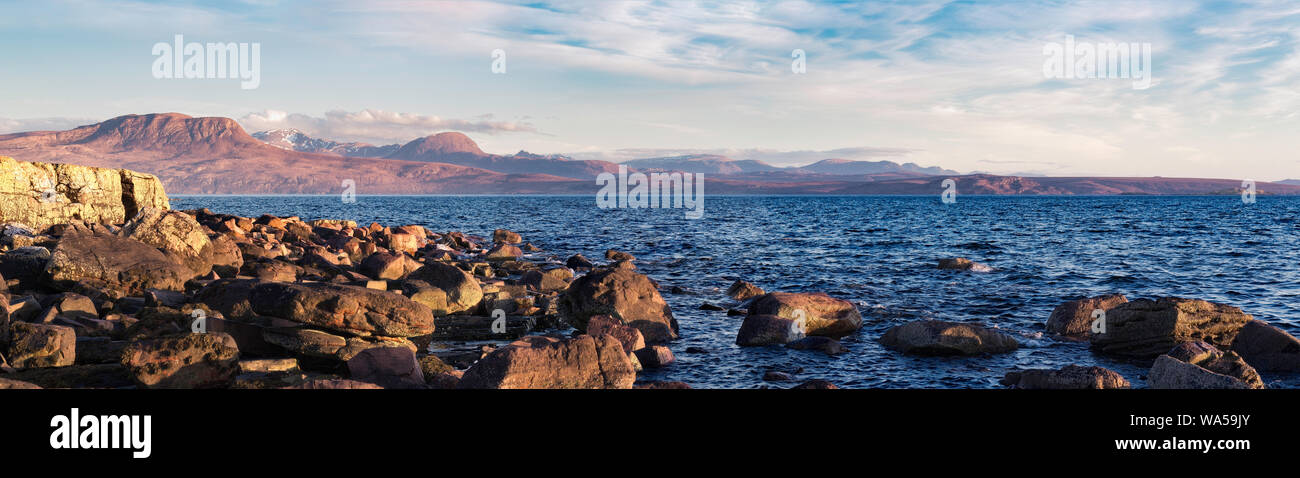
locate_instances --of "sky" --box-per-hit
[0,0,1298,180]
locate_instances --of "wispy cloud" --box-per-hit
[237,109,538,144]
[570,145,916,167]
[0,117,100,134]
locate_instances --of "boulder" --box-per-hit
[119,333,240,388]
[520,266,574,292]
[208,234,244,278]
[283,378,383,389]
[586,314,645,354]
[262,326,348,358]
[747,292,862,338]
[1230,320,1300,373]
[458,335,636,389]
[879,320,1019,355]
[785,336,846,355]
[359,251,421,280]
[1148,341,1265,389]
[937,257,990,271]
[1090,297,1254,359]
[249,281,435,337]
[493,229,522,244]
[347,346,424,389]
[736,314,806,346]
[405,262,483,315]
[485,243,522,260]
[0,377,42,389]
[1045,294,1128,337]
[0,156,168,231]
[726,280,765,301]
[791,379,838,390]
[43,233,191,299]
[633,345,675,368]
[0,246,51,289]
[7,322,76,368]
[565,254,594,269]
[120,207,214,276]
[1001,365,1130,389]
[605,249,635,262]
[558,267,678,342]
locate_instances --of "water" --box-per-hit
[172,195,1300,389]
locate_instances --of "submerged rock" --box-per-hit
[736,314,806,346]
[937,257,991,272]
[785,336,846,355]
[879,320,1018,356]
[726,280,764,301]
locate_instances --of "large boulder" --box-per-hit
[0,156,169,231]
[1090,298,1253,359]
[520,267,574,293]
[359,252,421,281]
[405,262,483,315]
[119,333,240,388]
[736,314,806,346]
[208,234,244,278]
[1148,341,1265,389]
[347,346,424,389]
[726,280,764,301]
[1230,320,1300,373]
[0,246,51,289]
[1001,365,1130,389]
[747,292,862,338]
[7,322,76,368]
[559,267,678,342]
[43,233,191,299]
[879,320,1019,355]
[458,335,636,389]
[120,207,213,276]
[1045,294,1128,337]
[248,282,435,337]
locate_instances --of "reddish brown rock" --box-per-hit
[736,314,806,346]
[726,280,764,301]
[283,378,383,389]
[1001,365,1130,389]
[747,292,862,338]
[1230,320,1300,373]
[7,322,76,368]
[1148,341,1265,389]
[347,346,424,389]
[249,281,435,337]
[559,267,678,342]
[43,233,191,299]
[1045,294,1128,337]
[880,320,1019,356]
[587,314,646,354]
[457,335,636,389]
[1090,298,1254,359]
[119,333,240,388]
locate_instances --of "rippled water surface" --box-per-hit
[173,195,1300,389]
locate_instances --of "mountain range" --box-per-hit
[0,113,1296,196]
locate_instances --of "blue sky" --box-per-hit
[1,0,1298,180]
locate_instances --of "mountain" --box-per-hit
[621,154,782,174]
[1278,179,1300,186]
[252,129,399,157]
[796,158,958,176]
[2,113,1298,196]
[0,113,586,194]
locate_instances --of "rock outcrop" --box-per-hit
[559,267,678,342]
[1089,298,1253,359]
[0,156,169,231]
[458,335,636,389]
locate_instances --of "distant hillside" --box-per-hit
[621,154,781,174]
[796,158,959,176]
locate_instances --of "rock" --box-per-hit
[347,346,424,389]
[1090,297,1254,359]
[763,371,795,382]
[384,232,420,256]
[0,377,42,389]
[1001,365,1131,389]
[144,289,187,309]
[429,314,535,341]
[205,317,280,356]
[427,371,463,389]
[747,292,862,338]
[0,246,51,289]
[208,234,244,278]
[4,363,134,388]
[238,358,299,373]
[937,257,991,271]
[262,327,348,358]
[699,302,725,311]
[44,292,100,321]
[0,156,169,231]
[485,243,522,260]
[1148,341,1265,389]
[520,267,574,292]
[119,333,240,388]
[7,322,76,368]
[1045,294,1128,337]
[565,254,594,269]
[633,345,675,368]
[1230,320,1300,373]
[193,279,259,320]
[586,314,645,355]
[249,281,435,337]
[493,229,522,244]
[120,207,213,277]
[634,381,692,389]
[283,378,383,389]
[879,320,1019,355]
[736,314,806,346]
[405,262,483,315]
[74,337,130,364]
[726,280,764,301]
[359,251,421,280]
[785,336,846,355]
[419,354,454,377]
[458,335,636,389]
[559,267,678,343]
[44,233,191,299]
[605,249,635,262]
[242,259,302,282]
[791,379,838,389]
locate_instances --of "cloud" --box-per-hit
[0,117,100,134]
[569,145,916,167]
[237,109,538,144]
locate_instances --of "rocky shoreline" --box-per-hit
[2,157,1299,389]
